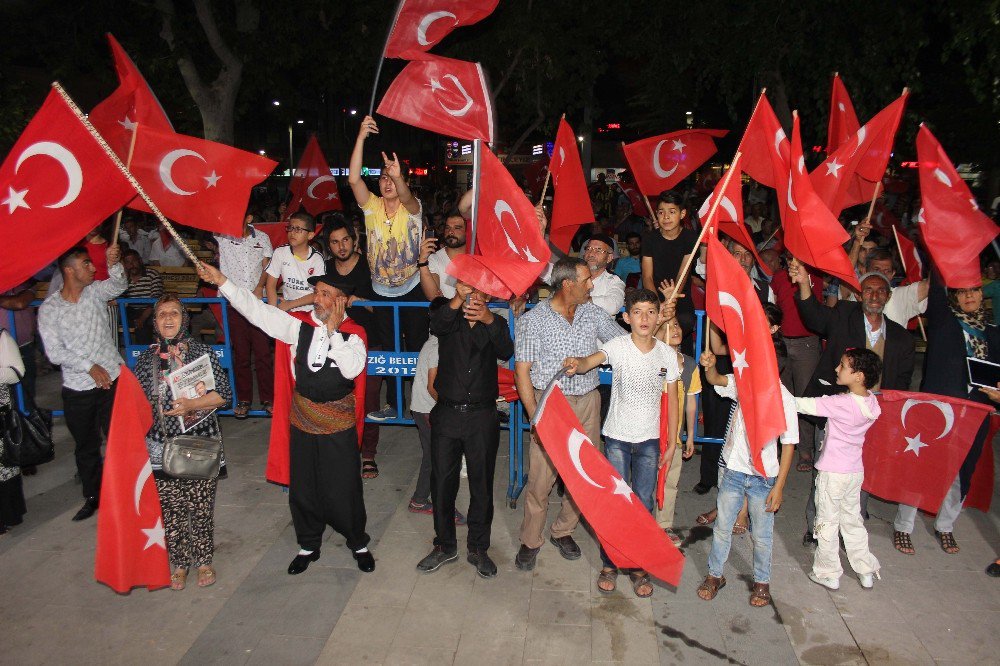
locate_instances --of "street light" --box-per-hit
[577,135,584,142]
[272,100,281,106]
[296,119,304,124]
[259,149,266,155]
[349,109,357,116]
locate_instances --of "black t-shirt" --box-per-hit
[642,226,698,348]
[327,255,375,335]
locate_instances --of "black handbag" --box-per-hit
[0,369,55,468]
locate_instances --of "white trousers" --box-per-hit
[893,474,963,534]
[812,471,880,579]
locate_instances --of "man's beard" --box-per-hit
[443,235,465,249]
[313,306,330,322]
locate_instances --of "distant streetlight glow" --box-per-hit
[258,149,266,155]
[577,135,584,142]
[272,100,281,106]
[349,109,358,116]
[685,111,693,115]
[296,119,304,124]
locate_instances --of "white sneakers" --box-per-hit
[809,571,881,590]
[858,571,881,589]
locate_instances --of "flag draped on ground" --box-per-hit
[285,135,342,218]
[622,129,727,196]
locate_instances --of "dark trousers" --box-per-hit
[18,341,37,403]
[361,351,382,460]
[62,381,116,499]
[288,425,370,552]
[698,366,732,487]
[430,404,500,552]
[228,308,273,404]
[411,411,433,502]
[373,285,428,410]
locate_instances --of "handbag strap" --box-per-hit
[9,367,39,415]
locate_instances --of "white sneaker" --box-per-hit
[808,572,840,590]
[858,571,880,589]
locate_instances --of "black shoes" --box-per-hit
[416,546,458,573]
[693,482,712,495]
[353,550,376,572]
[802,532,818,548]
[468,550,498,578]
[288,550,321,575]
[515,545,540,571]
[72,497,98,522]
[550,535,581,560]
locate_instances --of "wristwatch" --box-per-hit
[417,261,429,268]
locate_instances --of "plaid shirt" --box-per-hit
[515,300,625,394]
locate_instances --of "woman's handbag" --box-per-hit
[0,370,55,468]
[155,368,222,480]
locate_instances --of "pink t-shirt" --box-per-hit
[796,392,881,474]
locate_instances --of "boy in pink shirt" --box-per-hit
[796,348,883,590]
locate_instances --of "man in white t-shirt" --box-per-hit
[582,234,626,316]
[266,212,326,312]
[148,223,188,267]
[418,209,466,300]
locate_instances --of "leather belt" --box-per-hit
[439,398,495,412]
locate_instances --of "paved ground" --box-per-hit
[1,370,998,665]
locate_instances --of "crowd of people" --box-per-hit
[2,113,1000,597]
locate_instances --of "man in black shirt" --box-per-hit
[641,190,698,338]
[416,281,514,578]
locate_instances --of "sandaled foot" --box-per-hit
[749,582,771,607]
[170,568,187,591]
[197,565,216,587]
[732,518,749,535]
[233,401,250,419]
[935,530,960,554]
[261,401,273,417]
[361,460,379,479]
[696,510,717,526]
[630,571,653,598]
[796,457,814,472]
[893,530,915,555]
[697,574,726,600]
[663,528,682,546]
[597,567,618,594]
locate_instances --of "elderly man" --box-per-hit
[843,249,929,328]
[38,244,126,521]
[582,233,626,316]
[513,257,626,571]
[789,258,915,545]
[197,262,376,575]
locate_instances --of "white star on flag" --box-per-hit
[203,171,221,188]
[427,78,445,93]
[118,116,137,132]
[141,517,167,550]
[732,348,749,378]
[326,192,337,200]
[970,198,979,211]
[825,158,844,178]
[903,433,928,456]
[610,476,634,503]
[671,139,686,152]
[3,187,30,214]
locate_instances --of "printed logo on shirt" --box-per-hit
[308,268,315,275]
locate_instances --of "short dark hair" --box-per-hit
[657,190,686,210]
[57,246,88,273]
[323,212,356,241]
[122,249,142,263]
[843,348,882,389]
[763,302,787,363]
[550,257,587,292]
[624,232,641,242]
[445,208,464,221]
[289,211,316,231]
[625,288,659,311]
[864,248,894,271]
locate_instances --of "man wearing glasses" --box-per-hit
[582,234,626,316]
[265,212,326,313]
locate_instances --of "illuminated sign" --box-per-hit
[461,144,472,156]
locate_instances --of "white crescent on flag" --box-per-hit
[901,399,955,439]
[568,429,604,488]
[306,175,337,200]
[159,149,207,196]
[416,11,457,45]
[15,141,83,209]
[429,75,474,117]
[652,140,678,179]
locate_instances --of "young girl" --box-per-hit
[797,348,883,589]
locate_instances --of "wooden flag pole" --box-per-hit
[52,82,200,266]
[891,225,927,341]
[669,151,743,302]
[760,224,780,249]
[110,125,139,247]
[863,181,882,225]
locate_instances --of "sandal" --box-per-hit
[630,571,653,598]
[663,528,682,546]
[597,567,618,594]
[796,457,814,473]
[749,582,771,607]
[696,510,717,526]
[732,518,749,535]
[697,574,726,600]
[935,530,960,554]
[261,401,273,417]
[233,401,251,419]
[197,565,216,588]
[170,568,187,591]
[893,530,915,555]
[361,460,379,479]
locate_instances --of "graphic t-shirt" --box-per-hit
[599,335,680,443]
[360,194,422,297]
[266,245,325,311]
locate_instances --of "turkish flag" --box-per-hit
[384,0,499,59]
[446,254,532,300]
[916,124,999,288]
[892,227,923,285]
[95,366,171,593]
[89,33,173,162]
[523,154,549,201]
[623,129,728,196]
[533,380,685,585]
[285,135,342,218]
[549,118,593,253]
[704,229,786,476]
[870,200,901,238]
[964,413,999,513]
[861,390,993,514]
[826,73,861,154]
[736,93,789,190]
[128,124,276,237]
[497,366,518,402]
[696,159,771,275]
[0,89,137,294]
[377,54,494,143]
[810,92,908,216]
[784,114,859,291]
[656,386,672,510]
[617,177,647,216]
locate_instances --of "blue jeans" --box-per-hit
[706,468,776,584]
[600,436,658,568]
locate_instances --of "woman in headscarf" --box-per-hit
[893,271,1000,555]
[134,294,231,589]
[0,328,27,534]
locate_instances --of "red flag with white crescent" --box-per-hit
[964,414,1000,513]
[656,386,671,510]
[384,0,499,59]
[285,135,342,219]
[95,366,171,593]
[826,74,860,155]
[861,391,993,513]
[377,55,494,143]
[128,124,277,237]
[549,118,593,253]
[533,379,685,585]
[616,178,647,217]
[915,124,999,288]
[0,88,137,294]
[892,227,923,285]
[623,129,728,196]
[736,93,789,190]
[696,158,771,276]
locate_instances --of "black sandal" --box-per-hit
[629,571,653,598]
[597,568,618,594]
[893,530,915,555]
[935,530,960,554]
[361,460,379,479]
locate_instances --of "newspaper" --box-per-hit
[167,353,217,433]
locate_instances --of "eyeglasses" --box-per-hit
[584,246,611,255]
[285,226,310,233]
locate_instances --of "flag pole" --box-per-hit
[669,152,742,302]
[863,181,883,225]
[110,125,139,247]
[469,139,482,254]
[52,82,200,266]
[538,114,566,204]
[891,225,927,341]
[367,0,406,117]
[759,224,780,249]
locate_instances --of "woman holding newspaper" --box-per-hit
[134,294,232,590]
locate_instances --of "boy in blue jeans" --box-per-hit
[563,289,678,597]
